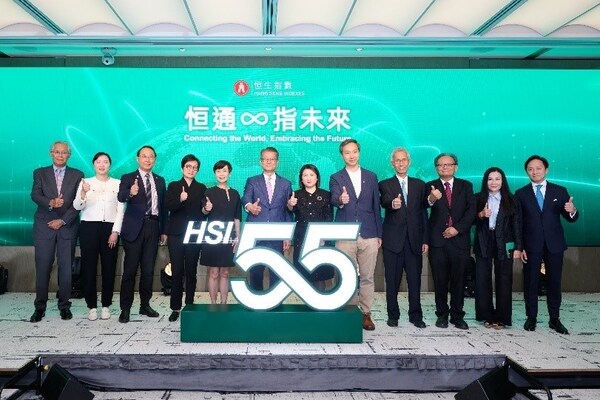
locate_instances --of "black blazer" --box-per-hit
[426,177,476,249]
[473,193,523,261]
[118,170,166,242]
[165,178,207,235]
[379,176,429,254]
[515,182,578,254]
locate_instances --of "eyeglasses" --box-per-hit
[184,164,198,171]
[139,154,155,160]
[436,163,456,168]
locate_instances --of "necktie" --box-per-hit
[444,182,453,226]
[535,184,544,211]
[401,180,407,206]
[55,169,63,194]
[266,176,274,203]
[145,173,152,215]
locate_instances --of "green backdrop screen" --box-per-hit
[1,67,598,245]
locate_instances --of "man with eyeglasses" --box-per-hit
[30,141,83,322]
[426,153,475,330]
[242,146,292,290]
[379,147,429,329]
[117,145,167,323]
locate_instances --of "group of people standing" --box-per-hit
[30,139,578,336]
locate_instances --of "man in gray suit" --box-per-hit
[30,141,83,322]
[330,139,382,331]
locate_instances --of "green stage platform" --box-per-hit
[180,303,363,343]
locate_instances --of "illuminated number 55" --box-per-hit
[230,222,360,311]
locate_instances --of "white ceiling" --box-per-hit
[1,0,600,59]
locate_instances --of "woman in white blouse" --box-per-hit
[73,152,125,321]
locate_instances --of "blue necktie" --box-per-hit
[535,184,544,211]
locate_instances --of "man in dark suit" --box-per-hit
[515,155,578,335]
[117,145,167,323]
[379,147,429,329]
[30,141,83,322]
[242,146,292,290]
[426,153,475,330]
[330,139,382,331]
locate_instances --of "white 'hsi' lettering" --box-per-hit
[183,221,235,244]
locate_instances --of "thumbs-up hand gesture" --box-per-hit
[339,186,350,205]
[428,185,442,203]
[480,202,492,219]
[204,196,213,213]
[81,178,90,193]
[130,178,139,197]
[392,193,402,209]
[248,198,262,215]
[79,179,90,200]
[55,193,64,208]
[180,186,188,202]
[564,196,576,214]
[287,191,297,208]
[50,193,64,208]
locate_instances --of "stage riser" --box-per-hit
[180,304,363,343]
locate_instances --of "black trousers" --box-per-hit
[475,229,513,325]
[79,221,118,309]
[167,234,200,311]
[428,244,469,321]
[523,244,564,319]
[383,245,423,322]
[120,219,159,311]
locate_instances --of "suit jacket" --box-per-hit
[426,177,476,249]
[118,170,166,242]
[242,173,292,222]
[379,176,429,254]
[165,178,207,235]
[515,182,578,254]
[31,165,84,240]
[473,193,523,261]
[329,167,382,239]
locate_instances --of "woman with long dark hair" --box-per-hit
[473,167,522,329]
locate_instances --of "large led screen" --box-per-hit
[1,67,598,245]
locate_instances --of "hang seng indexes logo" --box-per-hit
[183,221,360,311]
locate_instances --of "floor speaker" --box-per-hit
[40,363,94,400]
[455,365,516,400]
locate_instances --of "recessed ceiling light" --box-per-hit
[356,48,363,52]
[179,48,186,52]
[265,47,272,51]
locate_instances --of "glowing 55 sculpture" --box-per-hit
[231,223,359,311]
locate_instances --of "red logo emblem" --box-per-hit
[234,80,249,96]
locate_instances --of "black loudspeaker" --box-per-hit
[40,364,94,400]
[455,365,516,400]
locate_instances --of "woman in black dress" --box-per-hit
[287,164,334,291]
[200,160,241,304]
[473,167,522,329]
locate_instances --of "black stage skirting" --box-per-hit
[39,354,506,392]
